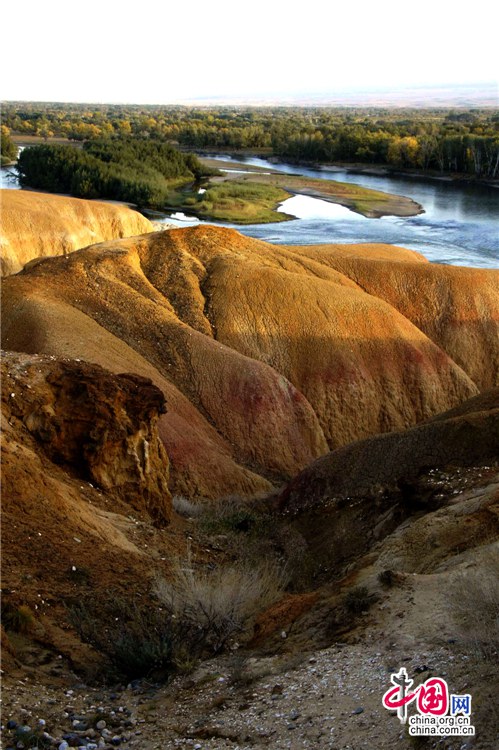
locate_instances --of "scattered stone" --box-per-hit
[62,732,86,747]
[72,720,88,731]
[414,665,429,673]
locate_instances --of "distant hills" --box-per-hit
[180,82,498,108]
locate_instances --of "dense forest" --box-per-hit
[3,102,499,178]
[17,139,212,208]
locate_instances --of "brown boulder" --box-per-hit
[2,351,172,525]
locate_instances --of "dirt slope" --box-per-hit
[278,388,499,576]
[3,224,498,496]
[2,372,497,747]
[293,245,499,390]
[0,189,155,276]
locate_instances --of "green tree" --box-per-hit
[1,125,18,164]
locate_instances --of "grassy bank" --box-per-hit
[199,157,423,219]
[168,181,293,224]
[167,167,422,223]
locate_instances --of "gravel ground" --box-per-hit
[2,640,488,750]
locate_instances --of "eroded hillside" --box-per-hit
[1,351,497,749]
[0,190,155,276]
[2,208,499,747]
[2,225,498,498]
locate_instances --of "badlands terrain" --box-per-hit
[0,191,154,276]
[1,190,498,749]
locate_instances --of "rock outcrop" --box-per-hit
[2,352,172,525]
[0,190,155,276]
[1,352,176,676]
[2,222,498,497]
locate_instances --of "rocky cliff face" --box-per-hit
[2,221,498,497]
[2,352,171,525]
[0,190,155,276]
[1,352,178,678]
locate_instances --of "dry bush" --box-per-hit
[154,554,289,654]
[446,554,499,660]
[193,495,312,590]
[173,493,260,531]
[2,603,36,634]
[197,494,260,534]
[172,495,205,518]
[343,585,374,615]
[68,594,174,679]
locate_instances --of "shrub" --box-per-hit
[378,569,397,588]
[68,594,174,679]
[172,494,205,518]
[154,554,289,654]
[2,603,36,634]
[197,495,260,534]
[192,495,310,590]
[68,554,288,679]
[343,585,372,615]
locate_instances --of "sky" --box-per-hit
[2,0,498,105]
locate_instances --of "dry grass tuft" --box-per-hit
[172,495,205,518]
[154,553,289,653]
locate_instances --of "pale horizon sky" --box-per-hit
[2,0,498,105]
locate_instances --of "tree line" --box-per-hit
[17,139,213,208]
[4,103,499,178]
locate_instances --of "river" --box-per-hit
[2,157,498,269]
[192,156,498,269]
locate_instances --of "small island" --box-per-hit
[15,138,423,225]
[197,157,424,219]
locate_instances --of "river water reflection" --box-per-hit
[2,156,497,269]
[188,156,498,269]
